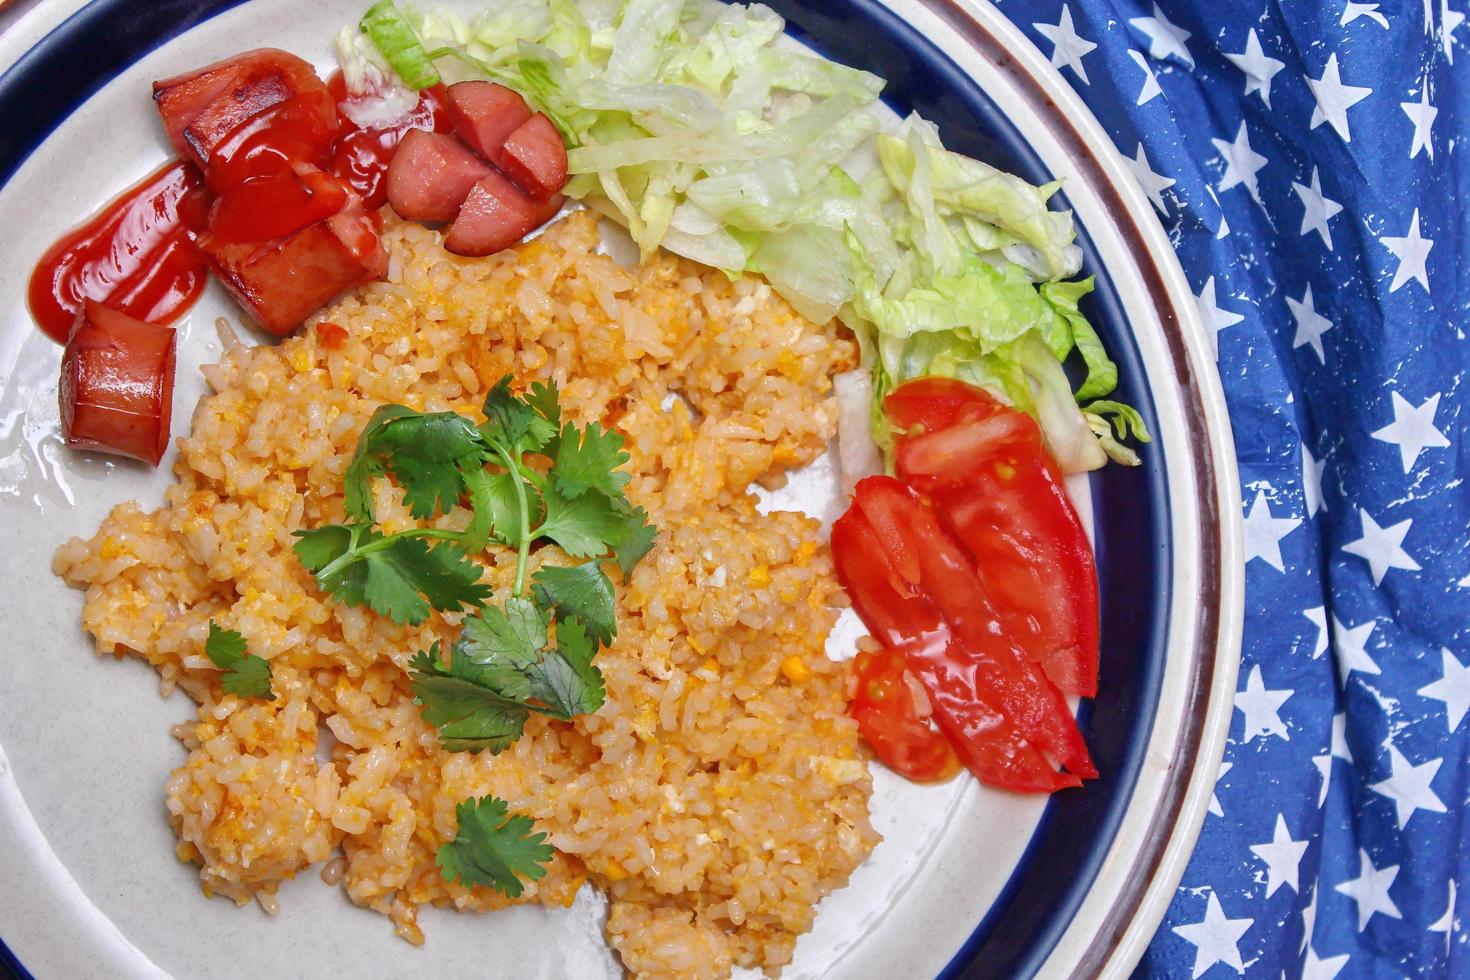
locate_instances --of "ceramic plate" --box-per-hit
[0,1,1242,976]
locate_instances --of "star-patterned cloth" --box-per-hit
[992,1,1469,976]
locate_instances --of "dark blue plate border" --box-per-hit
[0,2,1175,978]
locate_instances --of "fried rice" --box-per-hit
[52,210,877,978]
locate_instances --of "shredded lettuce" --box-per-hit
[361,0,442,89]
[344,0,1147,471]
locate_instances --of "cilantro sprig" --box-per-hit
[293,377,657,755]
[203,622,276,701]
[437,795,554,898]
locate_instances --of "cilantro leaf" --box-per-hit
[395,451,479,521]
[295,526,489,625]
[459,466,498,554]
[612,503,659,579]
[480,377,558,455]
[524,379,561,431]
[552,422,631,499]
[205,621,247,663]
[526,617,605,719]
[362,537,490,625]
[293,523,356,572]
[454,597,548,700]
[436,795,553,897]
[346,406,489,521]
[459,597,603,719]
[484,470,528,545]
[204,622,276,701]
[532,563,617,646]
[221,655,276,701]
[409,644,530,753]
[536,487,633,558]
[293,524,371,607]
[344,405,417,522]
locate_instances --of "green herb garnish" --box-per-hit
[203,622,276,701]
[436,795,554,898]
[294,377,657,753]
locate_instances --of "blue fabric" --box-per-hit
[993,1,1470,976]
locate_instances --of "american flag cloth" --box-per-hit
[994,1,1470,976]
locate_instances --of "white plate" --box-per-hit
[0,1,1242,976]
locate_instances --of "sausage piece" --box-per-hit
[445,81,532,165]
[59,302,177,465]
[498,113,568,202]
[196,173,387,335]
[444,170,564,257]
[385,129,493,223]
[153,49,336,171]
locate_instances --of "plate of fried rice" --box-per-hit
[0,1,1242,978]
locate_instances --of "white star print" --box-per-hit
[1205,186,1231,240]
[1418,647,1470,732]
[1313,751,1332,806]
[1127,144,1175,216]
[1211,121,1269,202]
[1235,664,1293,742]
[1430,880,1456,954]
[1304,606,1327,658]
[1372,391,1449,472]
[1302,444,1327,518]
[1302,946,1350,980]
[1342,2,1390,29]
[1343,508,1421,585]
[1370,743,1447,828]
[1335,849,1403,931]
[1292,167,1343,249]
[1223,29,1284,108]
[1444,1,1466,62]
[1288,284,1334,364]
[1331,711,1354,763]
[1250,813,1308,897]
[1127,49,1163,106]
[1301,885,1320,952]
[1195,276,1245,355]
[1381,208,1434,293]
[1242,490,1300,572]
[1209,760,1233,817]
[1333,615,1380,679]
[1172,891,1252,978]
[1033,6,1097,84]
[1307,54,1373,143]
[1130,3,1194,68]
[1401,87,1438,160]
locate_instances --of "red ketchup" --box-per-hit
[326,73,451,210]
[27,161,211,344]
[27,70,449,342]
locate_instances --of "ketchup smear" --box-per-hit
[27,73,450,343]
[27,162,211,344]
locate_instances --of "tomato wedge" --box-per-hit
[883,375,995,435]
[887,379,1100,697]
[849,648,961,782]
[833,477,1095,793]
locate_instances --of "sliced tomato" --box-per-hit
[849,649,961,782]
[832,480,1095,793]
[883,376,997,435]
[888,380,1100,697]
